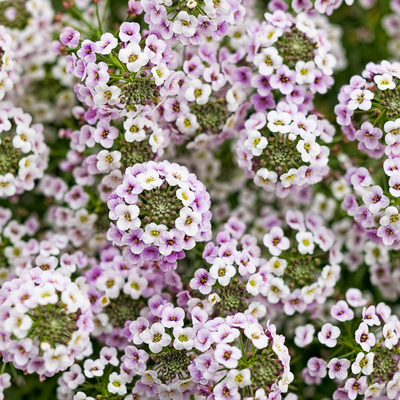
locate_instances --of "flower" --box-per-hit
[107,373,127,395]
[318,323,341,348]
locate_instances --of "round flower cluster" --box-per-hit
[0,268,93,376]
[187,216,264,317]
[248,209,339,314]
[155,44,242,149]
[120,313,293,399]
[79,245,182,350]
[0,26,14,100]
[237,102,333,193]
[107,160,212,268]
[251,9,336,96]
[303,292,400,400]
[0,102,49,197]
[0,207,41,283]
[141,0,246,44]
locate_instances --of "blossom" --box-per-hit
[318,323,341,348]
[263,226,290,256]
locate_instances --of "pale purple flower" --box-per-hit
[355,322,376,352]
[263,226,290,256]
[270,65,296,94]
[355,122,382,150]
[214,343,242,368]
[335,104,353,126]
[327,358,350,380]
[318,323,341,348]
[214,381,240,400]
[350,167,371,191]
[294,324,315,348]
[78,40,98,63]
[122,345,148,371]
[155,230,183,257]
[86,62,109,89]
[60,27,80,49]
[119,22,141,42]
[362,185,390,214]
[161,306,185,329]
[190,269,216,294]
[331,300,354,322]
[344,377,367,400]
[307,357,327,378]
[100,347,119,366]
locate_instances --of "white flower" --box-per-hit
[280,168,300,188]
[13,124,36,153]
[315,54,337,76]
[61,283,85,313]
[262,277,289,304]
[295,231,315,255]
[173,11,198,37]
[119,42,149,72]
[172,326,194,350]
[175,206,202,236]
[295,60,316,84]
[374,73,396,90]
[365,383,385,398]
[301,282,319,304]
[187,0,197,8]
[140,323,171,353]
[210,258,236,286]
[380,206,400,230]
[226,83,245,112]
[115,203,140,230]
[383,322,398,349]
[176,113,199,135]
[123,273,148,299]
[266,257,287,276]
[384,118,400,145]
[246,273,263,296]
[137,169,163,190]
[185,79,212,105]
[253,47,282,76]
[245,302,267,319]
[204,0,231,18]
[244,325,269,349]
[319,264,341,288]
[258,25,283,46]
[142,223,167,245]
[151,63,170,86]
[149,128,165,153]
[176,184,195,206]
[245,131,268,156]
[267,110,292,133]
[351,352,374,375]
[0,71,13,99]
[253,168,277,191]
[347,89,374,111]
[107,373,127,396]
[226,369,251,388]
[96,150,121,172]
[296,133,321,162]
[0,173,16,197]
[35,283,58,305]
[94,83,121,105]
[4,310,32,339]
[43,344,69,373]
[123,117,146,142]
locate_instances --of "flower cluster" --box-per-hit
[0,102,49,197]
[302,293,400,400]
[107,160,212,268]
[0,268,93,376]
